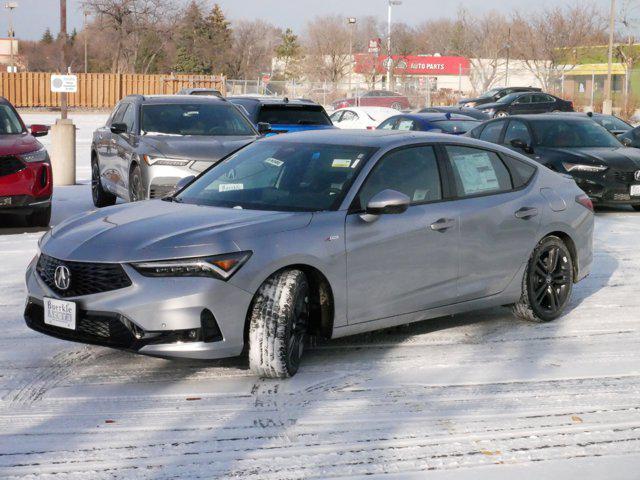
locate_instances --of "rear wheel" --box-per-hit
[391,102,402,110]
[248,269,310,378]
[495,111,509,118]
[91,158,116,208]
[128,164,145,202]
[512,236,573,323]
[26,205,51,227]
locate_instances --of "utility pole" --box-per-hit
[83,9,88,73]
[5,2,17,73]
[386,0,401,89]
[604,0,616,114]
[347,17,356,95]
[60,0,68,119]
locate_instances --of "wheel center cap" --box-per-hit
[545,275,553,285]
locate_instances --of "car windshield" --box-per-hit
[480,88,502,98]
[594,115,632,132]
[531,120,622,148]
[175,141,377,212]
[0,105,24,134]
[430,119,480,134]
[141,103,256,136]
[257,105,332,126]
[496,93,521,104]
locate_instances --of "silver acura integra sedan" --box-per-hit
[25,130,593,378]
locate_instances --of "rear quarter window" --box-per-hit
[502,155,537,188]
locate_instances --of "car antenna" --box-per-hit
[445,112,452,119]
[587,111,593,117]
[283,97,289,103]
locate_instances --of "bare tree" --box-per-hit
[304,15,352,83]
[82,0,173,73]
[226,20,281,79]
[510,2,607,90]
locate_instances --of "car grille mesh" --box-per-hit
[611,171,637,184]
[149,185,175,199]
[0,155,25,177]
[36,254,132,298]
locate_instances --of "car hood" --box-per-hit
[539,146,640,170]
[42,201,312,263]
[474,101,503,110]
[0,133,42,156]
[143,135,256,162]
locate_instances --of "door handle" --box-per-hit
[515,207,538,219]
[430,218,456,232]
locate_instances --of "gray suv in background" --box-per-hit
[91,95,261,206]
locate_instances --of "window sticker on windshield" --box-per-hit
[264,157,284,167]
[219,183,244,192]
[183,111,199,117]
[332,159,352,168]
[452,153,499,194]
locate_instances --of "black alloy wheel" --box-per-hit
[288,286,310,372]
[529,241,573,319]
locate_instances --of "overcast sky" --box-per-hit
[3,0,615,41]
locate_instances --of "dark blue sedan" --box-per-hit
[377,113,481,135]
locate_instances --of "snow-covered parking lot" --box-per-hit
[1,112,640,479]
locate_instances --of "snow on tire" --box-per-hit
[248,269,309,378]
[512,235,574,323]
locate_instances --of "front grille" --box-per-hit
[0,155,25,177]
[36,254,132,298]
[24,302,139,350]
[610,170,638,184]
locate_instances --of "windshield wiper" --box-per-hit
[162,196,183,203]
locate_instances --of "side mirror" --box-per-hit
[257,122,271,135]
[30,124,49,137]
[174,175,196,192]
[510,138,533,153]
[110,122,127,134]
[365,189,410,216]
[622,137,633,147]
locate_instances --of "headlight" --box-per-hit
[131,251,252,280]
[20,147,49,163]
[562,162,608,173]
[143,154,190,167]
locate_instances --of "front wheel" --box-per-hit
[248,269,310,378]
[391,102,402,110]
[128,164,145,202]
[91,159,117,208]
[512,236,574,323]
[494,111,509,118]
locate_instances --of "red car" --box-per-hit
[332,90,411,111]
[0,97,51,227]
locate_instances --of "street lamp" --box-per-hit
[604,0,616,114]
[347,17,356,94]
[386,0,402,88]
[5,2,17,73]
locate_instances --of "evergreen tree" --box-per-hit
[41,28,54,44]
[172,1,208,73]
[202,4,232,74]
[275,28,302,79]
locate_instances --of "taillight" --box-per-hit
[366,126,375,130]
[576,194,593,212]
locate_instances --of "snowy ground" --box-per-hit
[1,112,640,478]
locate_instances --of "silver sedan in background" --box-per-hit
[25,130,593,378]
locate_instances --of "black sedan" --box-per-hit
[468,114,640,209]
[418,106,491,120]
[556,112,633,136]
[474,92,573,118]
[458,86,541,108]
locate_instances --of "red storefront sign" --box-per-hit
[354,54,470,75]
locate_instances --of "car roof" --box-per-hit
[395,113,477,121]
[502,114,590,122]
[334,106,398,113]
[227,96,318,106]
[124,94,228,104]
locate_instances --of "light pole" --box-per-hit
[83,9,88,73]
[347,17,356,94]
[604,0,616,114]
[5,2,17,73]
[386,0,401,89]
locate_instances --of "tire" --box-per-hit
[248,269,310,378]
[512,236,574,323]
[495,111,509,118]
[632,205,640,212]
[391,102,402,110]
[27,205,51,227]
[91,158,116,208]
[128,164,145,202]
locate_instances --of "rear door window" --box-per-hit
[504,120,532,145]
[445,146,513,197]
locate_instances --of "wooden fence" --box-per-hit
[0,73,226,108]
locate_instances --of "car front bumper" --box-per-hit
[24,254,254,360]
[571,172,640,206]
[0,160,52,214]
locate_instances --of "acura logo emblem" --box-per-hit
[635,170,640,182]
[54,265,71,291]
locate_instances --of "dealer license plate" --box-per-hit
[43,297,76,330]
[631,185,640,197]
[0,197,11,206]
